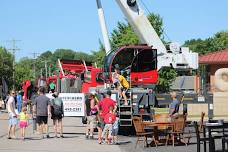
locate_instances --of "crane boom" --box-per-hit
[96,0,111,54]
[96,0,198,70]
[115,0,198,70]
[115,0,167,55]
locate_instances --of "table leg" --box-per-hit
[208,128,215,152]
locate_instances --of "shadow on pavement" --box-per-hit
[117,141,132,145]
[64,132,85,135]
[63,125,85,128]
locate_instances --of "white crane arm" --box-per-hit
[115,0,166,55]
[115,0,198,70]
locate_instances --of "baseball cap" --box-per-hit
[106,90,112,96]
[114,64,120,70]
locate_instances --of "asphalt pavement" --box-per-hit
[0,110,224,152]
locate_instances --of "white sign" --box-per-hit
[198,96,205,102]
[209,104,213,110]
[46,93,85,117]
[59,93,85,117]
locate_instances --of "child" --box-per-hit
[19,107,29,140]
[102,106,116,144]
[112,115,119,144]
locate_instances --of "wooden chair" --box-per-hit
[154,114,169,122]
[166,115,188,146]
[153,114,169,130]
[199,112,205,132]
[132,116,157,148]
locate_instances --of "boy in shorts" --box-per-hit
[112,115,119,144]
[102,106,116,144]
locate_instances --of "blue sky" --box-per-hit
[0,0,227,61]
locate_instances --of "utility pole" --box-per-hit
[44,60,48,79]
[48,66,51,76]
[31,52,40,79]
[7,39,21,90]
[40,60,51,79]
[40,68,43,77]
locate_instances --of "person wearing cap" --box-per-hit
[97,90,116,144]
[113,65,129,105]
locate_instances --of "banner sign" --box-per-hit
[46,93,85,117]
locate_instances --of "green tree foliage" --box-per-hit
[74,52,94,62]
[147,13,164,38]
[184,39,211,55]
[111,22,139,50]
[210,31,228,51]
[15,57,34,89]
[52,49,75,61]
[155,67,177,93]
[92,40,106,67]
[184,31,228,55]
[0,47,13,88]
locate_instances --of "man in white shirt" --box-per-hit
[7,90,17,139]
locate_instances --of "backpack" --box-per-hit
[52,99,63,116]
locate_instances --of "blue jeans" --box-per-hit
[17,104,22,113]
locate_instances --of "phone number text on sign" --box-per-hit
[59,93,85,117]
[64,102,83,112]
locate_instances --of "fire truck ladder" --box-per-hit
[118,89,133,126]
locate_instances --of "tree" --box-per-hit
[91,40,106,67]
[155,67,177,93]
[210,31,228,51]
[52,49,75,61]
[111,22,139,50]
[184,31,228,55]
[147,13,164,38]
[74,52,94,62]
[15,57,34,89]
[0,47,13,88]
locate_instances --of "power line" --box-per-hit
[139,0,151,14]
[139,0,172,42]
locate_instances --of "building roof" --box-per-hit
[199,49,228,64]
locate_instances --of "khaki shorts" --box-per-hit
[87,115,97,129]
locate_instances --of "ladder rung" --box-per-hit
[119,105,132,108]
[119,119,132,121]
[119,112,132,115]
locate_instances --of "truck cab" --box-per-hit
[104,45,158,88]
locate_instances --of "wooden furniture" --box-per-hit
[199,112,205,132]
[193,121,211,152]
[153,114,170,130]
[132,116,157,148]
[166,115,188,146]
[143,121,173,144]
